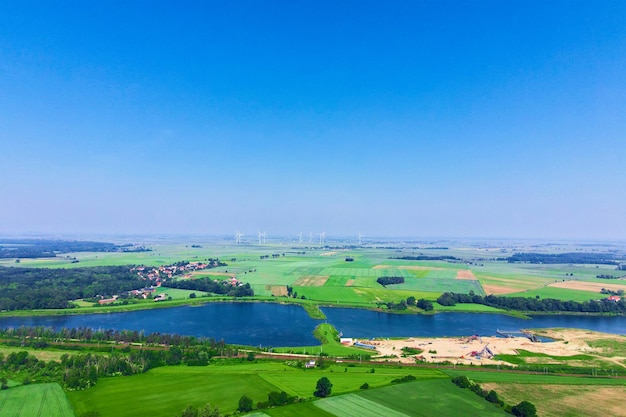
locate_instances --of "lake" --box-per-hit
[0,303,625,346]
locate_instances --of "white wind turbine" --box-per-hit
[319,232,326,246]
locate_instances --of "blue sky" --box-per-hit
[1,1,625,239]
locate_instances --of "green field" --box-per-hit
[0,383,75,417]
[68,362,445,417]
[505,286,601,302]
[247,379,509,417]
[2,241,625,317]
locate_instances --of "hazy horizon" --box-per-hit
[1,2,625,240]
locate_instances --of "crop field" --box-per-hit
[390,277,485,295]
[315,394,409,417]
[480,383,625,417]
[256,402,336,417]
[505,286,600,302]
[443,369,626,386]
[154,287,209,300]
[68,365,280,417]
[4,240,625,316]
[357,379,509,416]
[293,275,329,286]
[0,383,75,417]
[68,362,444,417]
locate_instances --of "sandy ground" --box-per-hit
[321,252,337,256]
[355,328,626,367]
[548,280,626,293]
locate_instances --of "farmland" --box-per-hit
[67,361,447,417]
[0,383,75,417]
[1,238,625,317]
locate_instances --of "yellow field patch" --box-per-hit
[293,275,329,286]
[270,286,288,297]
[456,270,476,280]
[482,284,521,295]
[548,280,626,293]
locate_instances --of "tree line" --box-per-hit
[0,266,149,310]
[163,278,254,297]
[0,327,240,390]
[0,239,149,259]
[437,292,626,314]
[505,252,624,265]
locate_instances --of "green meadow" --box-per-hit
[67,362,446,417]
[0,383,75,417]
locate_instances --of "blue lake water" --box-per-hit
[322,307,626,338]
[0,303,625,346]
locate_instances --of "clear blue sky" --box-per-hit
[1,1,625,239]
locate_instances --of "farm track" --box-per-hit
[36,386,48,417]
[0,387,8,413]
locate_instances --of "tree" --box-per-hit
[485,390,500,404]
[406,296,416,306]
[417,298,434,311]
[237,395,253,413]
[181,405,198,417]
[314,377,332,398]
[512,401,537,417]
[199,403,220,417]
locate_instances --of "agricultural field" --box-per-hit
[250,379,509,417]
[0,383,75,417]
[2,238,625,317]
[67,361,445,417]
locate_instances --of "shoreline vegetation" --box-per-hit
[3,295,626,320]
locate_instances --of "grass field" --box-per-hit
[3,242,625,317]
[504,286,601,302]
[0,383,75,417]
[480,383,626,417]
[443,369,626,385]
[68,362,446,417]
[315,394,410,417]
[357,379,509,416]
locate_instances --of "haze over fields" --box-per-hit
[1,1,625,239]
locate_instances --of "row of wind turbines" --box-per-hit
[234,231,364,246]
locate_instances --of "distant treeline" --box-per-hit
[164,278,254,297]
[0,266,146,310]
[0,326,237,389]
[376,276,405,286]
[0,239,150,259]
[437,292,626,314]
[505,252,624,265]
[390,255,459,261]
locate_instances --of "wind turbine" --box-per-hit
[309,232,313,243]
[235,231,244,245]
[298,232,303,244]
[319,232,325,246]
[358,232,363,246]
